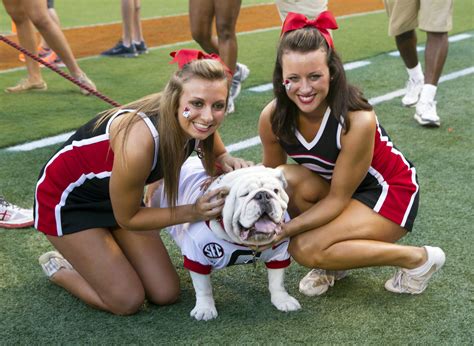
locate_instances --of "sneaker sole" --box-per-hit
[0,220,34,229]
[414,113,440,127]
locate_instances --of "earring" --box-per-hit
[283,79,291,91]
[182,107,191,118]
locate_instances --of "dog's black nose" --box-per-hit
[255,191,271,201]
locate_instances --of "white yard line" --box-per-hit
[6,66,473,153]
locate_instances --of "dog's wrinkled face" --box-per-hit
[209,167,289,247]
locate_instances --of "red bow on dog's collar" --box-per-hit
[169,49,232,76]
[281,11,338,48]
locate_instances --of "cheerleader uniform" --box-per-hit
[34,109,196,236]
[279,107,419,231]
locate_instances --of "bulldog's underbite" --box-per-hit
[152,157,300,321]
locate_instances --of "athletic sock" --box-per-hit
[407,63,424,81]
[419,84,437,103]
[404,247,432,276]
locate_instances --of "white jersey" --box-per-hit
[157,157,291,274]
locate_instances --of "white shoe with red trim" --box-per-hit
[0,196,34,229]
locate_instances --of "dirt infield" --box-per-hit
[0,0,383,71]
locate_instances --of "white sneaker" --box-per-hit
[299,269,348,296]
[226,97,235,115]
[0,196,34,229]
[385,246,445,294]
[414,100,440,127]
[402,78,423,107]
[39,251,73,278]
[228,63,250,113]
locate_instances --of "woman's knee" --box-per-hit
[289,235,327,268]
[147,279,180,306]
[27,11,52,31]
[215,23,235,41]
[191,28,212,46]
[103,285,146,316]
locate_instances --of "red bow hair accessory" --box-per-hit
[169,49,232,76]
[280,11,338,49]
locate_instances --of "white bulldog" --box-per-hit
[153,157,301,321]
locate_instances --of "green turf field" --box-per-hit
[0,1,473,344]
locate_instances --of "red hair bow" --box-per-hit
[169,49,232,75]
[280,11,338,48]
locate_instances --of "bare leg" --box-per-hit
[132,0,144,43]
[424,32,448,86]
[289,200,426,270]
[214,0,241,72]
[281,164,427,271]
[46,228,145,315]
[189,0,219,54]
[121,0,134,46]
[39,8,61,49]
[112,228,180,305]
[21,0,84,79]
[3,0,43,84]
[395,30,419,69]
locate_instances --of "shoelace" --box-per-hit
[307,269,335,286]
[391,269,405,290]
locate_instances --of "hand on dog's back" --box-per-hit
[192,187,229,221]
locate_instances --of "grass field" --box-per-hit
[1,0,473,344]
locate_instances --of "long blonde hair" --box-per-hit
[96,59,229,207]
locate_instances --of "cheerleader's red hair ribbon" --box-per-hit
[280,11,338,49]
[169,49,233,76]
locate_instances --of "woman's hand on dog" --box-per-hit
[216,153,254,172]
[193,187,229,220]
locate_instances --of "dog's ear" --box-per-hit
[274,168,288,189]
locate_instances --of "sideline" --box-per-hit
[6,66,474,153]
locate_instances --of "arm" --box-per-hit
[283,110,377,237]
[258,100,287,168]
[109,114,226,231]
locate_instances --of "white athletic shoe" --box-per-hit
[385,246,446,294]
[414,100,440,127]
[299,269,348,296]
[402,78,423,107]
[39,251,73,278]
[0,196,34,229]
[227,63,250,114]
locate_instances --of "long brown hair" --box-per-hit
[272,27,372,144]
[95,59,229,207]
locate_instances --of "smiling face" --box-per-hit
[178,77,228,140]
[281,48,330,117]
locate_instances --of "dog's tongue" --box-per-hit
[254,218,278,234]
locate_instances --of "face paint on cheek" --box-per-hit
[283,80,291,91]
[182,107,191,119]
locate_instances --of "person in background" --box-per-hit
[0,196,34,229]
[275,0,328,22]
[3,0,95,94]
[188,0,249,114]
[384,0,453,127]
[35,50,252,315]
[101,0,148,57]
[258,12,445,297]
[17,0,64,68]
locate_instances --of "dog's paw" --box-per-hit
[271,292,301,312]
[190,304,218,321]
